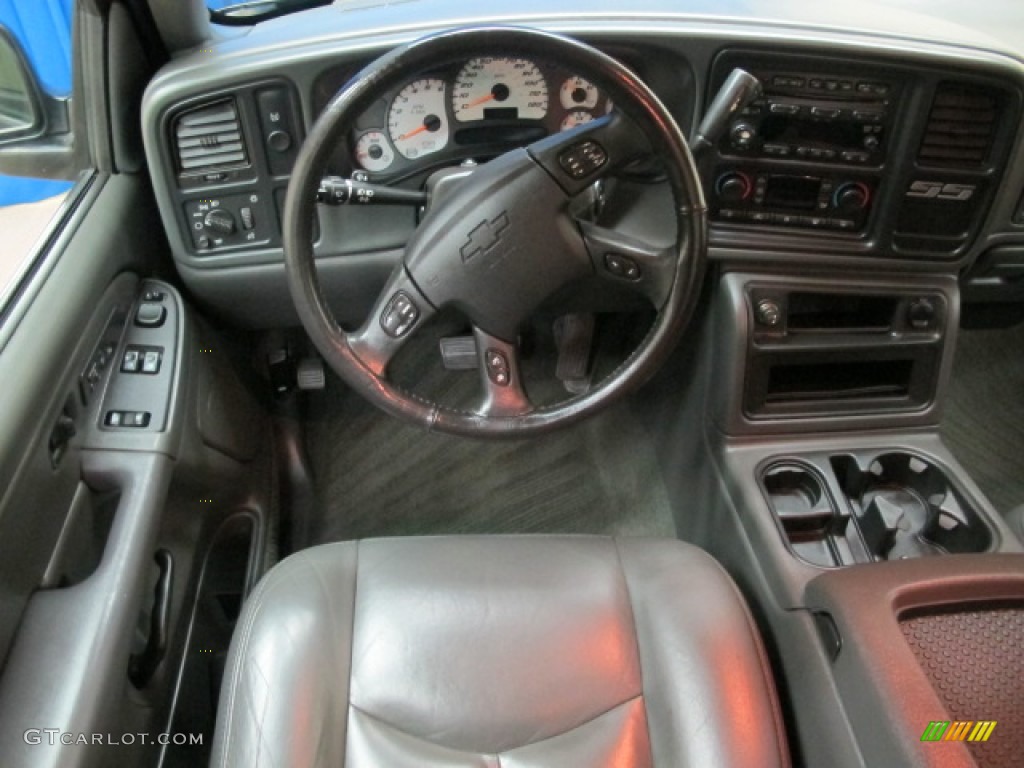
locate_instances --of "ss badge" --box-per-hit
[906,181,976,201]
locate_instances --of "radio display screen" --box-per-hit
[764,175,820,210]
[760,115,865,149]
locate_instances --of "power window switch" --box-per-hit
[142,350,162,374]
[106,411,123,427]
[122,349,141,373]
[130,411,151,427]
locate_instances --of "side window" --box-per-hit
[0,0,76,300]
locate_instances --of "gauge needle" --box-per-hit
[464,93,497,108]
[398,124,429,141]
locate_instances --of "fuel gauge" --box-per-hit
[560,110,595,131]
[354,131,395,172]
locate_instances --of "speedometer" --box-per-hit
[452,58,549,122]
[388,78,449,160]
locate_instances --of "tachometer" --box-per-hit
[354,130,395,172]
[388,78,449,160]
[560,76,599,110]
[452,58,548,122]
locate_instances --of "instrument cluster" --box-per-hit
[314,57,612,178]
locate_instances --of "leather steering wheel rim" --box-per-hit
[283,26,707,438]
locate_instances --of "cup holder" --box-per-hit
[761,451,994,568]
[762,462,857,568]
[831,452,992,561]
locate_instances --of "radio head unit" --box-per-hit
[722,71,894,166]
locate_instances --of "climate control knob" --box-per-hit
[203,208,237,236]
[715,171,753,203]
[832,182,871,213]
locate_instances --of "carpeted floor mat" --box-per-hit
[942,321,1024,516]
[301,314,676,545]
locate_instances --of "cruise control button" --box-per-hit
[380,292,420,338]
[485,349,511,387]
[604,253,641,280]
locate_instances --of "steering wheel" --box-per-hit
[283,26,706,438]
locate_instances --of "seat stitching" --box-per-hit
[343,541,361,767]
[218,555,298,766]
[611,538,653,755]
[349,695,644,755]
[721,572,792,767]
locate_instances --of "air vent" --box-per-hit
[918,83,1000,168]
[173,99,248,173]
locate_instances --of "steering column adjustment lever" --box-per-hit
[317,176,427,206]
[689,68,763,158]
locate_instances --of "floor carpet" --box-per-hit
[301,314,676,545]
[942,321,1024,516]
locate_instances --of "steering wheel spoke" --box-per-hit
[472,327,533,419]
[348,266,436,377]
[527,112,650,196]
[579,220,676,308]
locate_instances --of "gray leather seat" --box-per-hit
[211,536,788,767]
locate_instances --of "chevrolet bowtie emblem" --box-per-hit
[460,212,510,263]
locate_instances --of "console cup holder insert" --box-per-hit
[761,461,862,568]
[830,452,992,560]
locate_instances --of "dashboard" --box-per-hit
[139,3,1024,329]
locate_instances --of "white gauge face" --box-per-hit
[354,130,395,172]
[452,57,549,122]
[388,78,449,160]
[560,76,599,110]
[560,110,595,132]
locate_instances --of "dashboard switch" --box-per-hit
[256,86,299,176]
[240,207,255,230]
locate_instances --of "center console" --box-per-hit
[667,267,1024,768]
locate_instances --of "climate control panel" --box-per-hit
[712,168,874,232]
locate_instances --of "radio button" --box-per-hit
[841,150,871,163]
[729,122,757,149]
[853,110,883,123]
[823,80,840,92]
[751,212,772,223]
[808,78,824,90]
[831,219,858,230]
[762,143,791,156]
[810,107,841,119]
[857,81,890,96]
[838,80,854,93]
[769,102,801,115]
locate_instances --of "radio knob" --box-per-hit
[729,121,757,149]
[833,182,871,212]
[862,134,881,151]
[715,171,753,203]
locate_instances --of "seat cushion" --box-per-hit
[211,536,788,767]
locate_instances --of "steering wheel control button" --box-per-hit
[485,349,512,386]
[604,253,642,281]
[380,292,420,338]
[135,302,167,328]
[558,140,607,179]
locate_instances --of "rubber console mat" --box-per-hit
[302,377,675,545]
[942,321,1024,515]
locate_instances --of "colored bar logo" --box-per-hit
[921,721,997,742]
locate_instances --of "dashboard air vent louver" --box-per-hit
[917,83,999,169]
[174,99,248,173]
